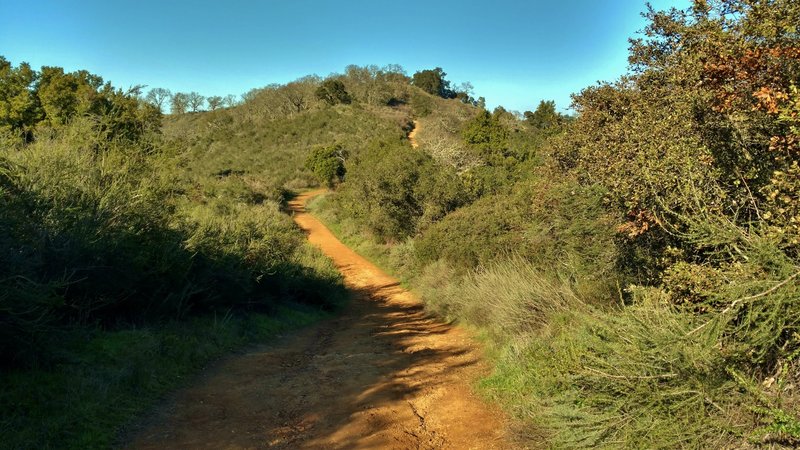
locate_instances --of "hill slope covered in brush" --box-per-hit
[2,0,800,447]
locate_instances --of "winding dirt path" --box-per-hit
[128,190,513,449]
[408,120,420,148]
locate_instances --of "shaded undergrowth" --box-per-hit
[0,306,327,449]
[1,110,348,447]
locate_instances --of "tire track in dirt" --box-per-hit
[128,189,514,449]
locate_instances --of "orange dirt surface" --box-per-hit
[408,120,420,148]
[128,189,517,449]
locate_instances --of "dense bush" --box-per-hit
[548,1,800,379]
[305,144,347,188]
[333,140,467,241]
[461,109,510,166]
[0,120,186,364]
[557,0,800,278]
[315,79,352,106]
[0,96,349,367]
[414,179,619,299]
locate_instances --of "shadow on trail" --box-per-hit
[130,282,482,449]
[129,190,508,450]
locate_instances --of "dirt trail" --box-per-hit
[129,189,513,449]
[408,120,420,148]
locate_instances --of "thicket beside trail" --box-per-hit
[312,1,800,447]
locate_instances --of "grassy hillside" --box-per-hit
[164,102,411,191]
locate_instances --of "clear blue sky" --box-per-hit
[0,0,687,112]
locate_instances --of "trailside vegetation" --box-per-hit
[4,0,800,445]
[311,1,800,447]
[0,57,443,448]
[0,60,350,448]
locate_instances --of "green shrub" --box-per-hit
[305,144,346,187]
[0,115,347,367]
[461,109,510,166]
[1,124,190,349]
[416,258,775,448]
[415,178,619,300]
[335,140,467,241]
[315,79,352,106]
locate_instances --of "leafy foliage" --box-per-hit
[523,100,569,132]
[461,109,510,166]
[311,2,800,448]
[0,58,161,144]
[0,57,39,139]
[415,179,619,298]
[315,79,352,105]
[334,140,467,241]
[305,143,347,187]
[411,67,454,98]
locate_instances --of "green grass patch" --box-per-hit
[0,304,327,450]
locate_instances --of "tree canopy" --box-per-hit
[412,67,456,99]
[315,79,352,106]
[523,100,566,131]
[0,58,160,143]
[305,144,347,187]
